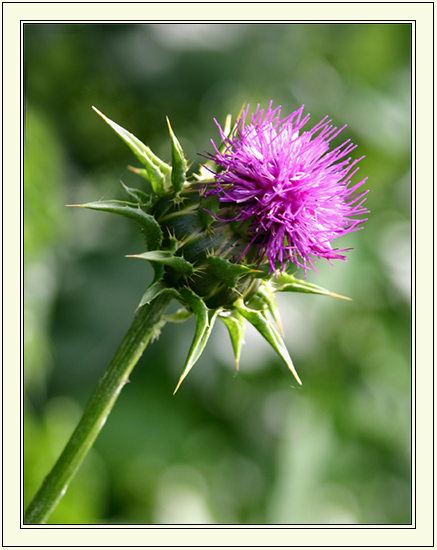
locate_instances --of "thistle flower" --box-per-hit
[206,102,369,275]
[74,105,367,392]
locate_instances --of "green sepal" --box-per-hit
[93,107,170,195]
[164,307,193,323]
[173,289,220,393]
[167,236,179,253]
[120,181,150,204]
[219,311,245,370]
[272,272,351,300]
[131,250,194,277]
[234,300,301,385]
[207,256,254,288]
[166,117,187,194]
[137,282,183,311]
[127,165,150,182]
[78,200,163,251]
[151,262,165,285]
[251,284,283,336]
[137,280,170,309]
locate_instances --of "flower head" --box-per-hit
[206,102,369,274]
[83,106,368,392]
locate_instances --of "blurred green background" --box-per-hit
[24,23,411,525]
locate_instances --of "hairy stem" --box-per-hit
[24,294,172,524]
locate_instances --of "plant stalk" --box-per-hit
[24,294,172,524]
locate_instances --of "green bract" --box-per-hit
[76,108,350,392]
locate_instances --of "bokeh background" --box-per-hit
[24,23,411,524]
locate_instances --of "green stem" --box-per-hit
[24,294,172,524]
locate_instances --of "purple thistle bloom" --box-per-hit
[206,102,369,275]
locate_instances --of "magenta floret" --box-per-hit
[206,102,369,275]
